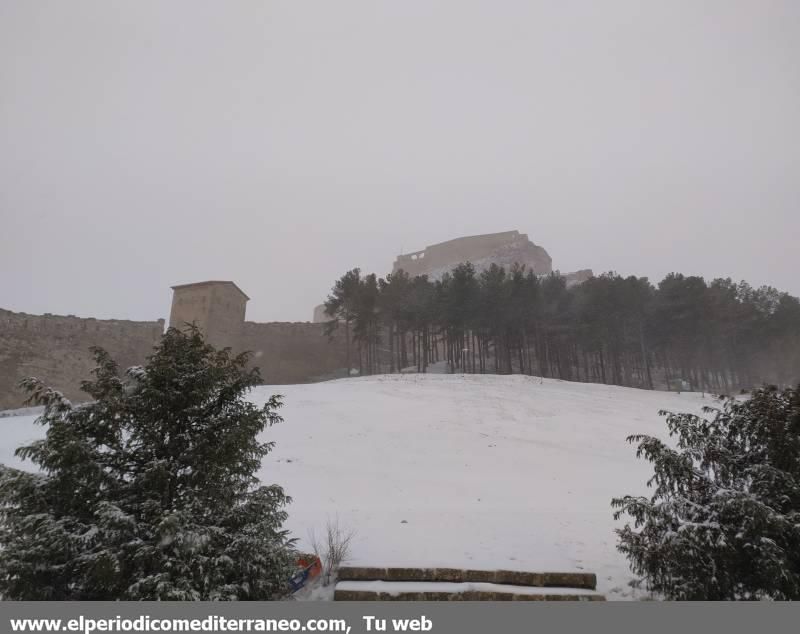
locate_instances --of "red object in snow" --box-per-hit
[289,554,323,592]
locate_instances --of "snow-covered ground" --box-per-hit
[0,374,714,599]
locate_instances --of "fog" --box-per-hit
[1,1,798,323]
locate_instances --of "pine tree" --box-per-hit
[323,268,362,375]
[323,263,800,389]
[612,385,800,600]
[0,326,296,600]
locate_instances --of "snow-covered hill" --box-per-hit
[0,375,714,599]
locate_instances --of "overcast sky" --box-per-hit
[1,1,798,323]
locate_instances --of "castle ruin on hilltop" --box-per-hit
[313,230,592,321]
[392,230,553,280]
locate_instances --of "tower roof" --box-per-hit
[170,280,250,301]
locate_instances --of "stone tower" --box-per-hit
[169,280,249,350]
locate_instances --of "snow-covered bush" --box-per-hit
[308,517,356,586]
[612,385,800,600]
[0,326,296,600]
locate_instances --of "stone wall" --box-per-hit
[169,281,349,384]
[0,300,349,410]
[0,308,164,410]
[238,321,347,384]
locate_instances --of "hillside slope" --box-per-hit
[0,375,712,599]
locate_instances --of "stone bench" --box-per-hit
[333,567,605,601]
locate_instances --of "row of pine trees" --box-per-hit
[324,263,800,392]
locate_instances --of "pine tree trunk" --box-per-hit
[345,319,351,375]
[389,322,395,373]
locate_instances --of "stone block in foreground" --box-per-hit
[336,567,597,590]
[333,581,605,601]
